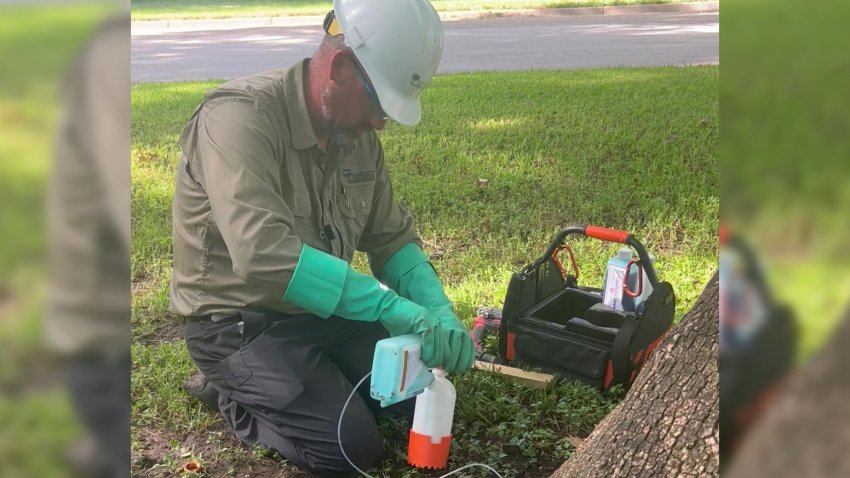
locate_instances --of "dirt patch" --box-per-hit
[133,149,166,166]
[133,425,316,478]
[421,235,472,261]
[133,312,185,345]
[132,273,157,296]
[133,427,171,472]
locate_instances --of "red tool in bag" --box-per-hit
[471,225,676,391]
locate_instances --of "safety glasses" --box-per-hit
[352,61,389,120]
[324,10,389,121]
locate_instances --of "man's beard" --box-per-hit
[321,87,359,151]
[329,128,357,150]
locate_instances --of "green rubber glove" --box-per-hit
[381,243,475,374]
[282,245,447,368]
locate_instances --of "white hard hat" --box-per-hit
[331,0,444,126]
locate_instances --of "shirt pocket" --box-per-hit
[339,183,373,218]
[292,193,311,218]
[284,173,312,219]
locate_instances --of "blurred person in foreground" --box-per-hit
[45,12,130,478]
[719,227,796,463]
[170,0,474,475]
[720,229,850,476]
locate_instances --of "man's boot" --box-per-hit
[182,370,220,410]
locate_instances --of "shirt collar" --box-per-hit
[284,59,318,151]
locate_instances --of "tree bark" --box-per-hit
[551,272,720,478]
[724,310,850,477]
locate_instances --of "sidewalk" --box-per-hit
[132,1,718,35]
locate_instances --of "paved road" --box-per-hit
[131,12,718,83]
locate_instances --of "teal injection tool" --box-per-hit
[369,334,435,407]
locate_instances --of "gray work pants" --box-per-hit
[185,310,408,477]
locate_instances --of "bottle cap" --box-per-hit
[617,248,632,260]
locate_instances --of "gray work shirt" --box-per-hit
[170,60,420,318]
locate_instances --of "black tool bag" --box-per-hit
[497,225,676,391]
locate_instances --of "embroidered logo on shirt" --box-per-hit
[342,169,376,184]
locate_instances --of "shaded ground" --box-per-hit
[132,420,572,478]
[133,424,316,478]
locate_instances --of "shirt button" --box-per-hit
[319,230,327,240]
[361,200,367,208]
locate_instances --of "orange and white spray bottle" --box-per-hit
[369,334,456,469]
[357,335,502,477]
[408,368,456,469]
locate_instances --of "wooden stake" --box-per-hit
[474,361,555,389]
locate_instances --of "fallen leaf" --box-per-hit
[178,458,203,474]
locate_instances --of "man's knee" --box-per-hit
[337,425,384,473]
[245,402,384,478]
[307,418,384,477]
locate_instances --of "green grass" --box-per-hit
[131,0,704,21]
[132,66,718,476]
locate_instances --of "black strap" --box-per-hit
[611,316,637,386]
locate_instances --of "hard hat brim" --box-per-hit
[366,66,422,126]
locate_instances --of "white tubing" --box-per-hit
[338,372,503,478]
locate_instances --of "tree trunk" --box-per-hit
[724,310,850,477]
[551,272,720,478]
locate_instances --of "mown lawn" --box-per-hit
[131,0,705,21]
[131,66,718,477]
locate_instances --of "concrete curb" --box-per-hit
[131,1,718,35]
[442,1,717,20]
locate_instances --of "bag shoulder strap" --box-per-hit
[611,315,638,386]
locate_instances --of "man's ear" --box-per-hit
[328,50,354,86]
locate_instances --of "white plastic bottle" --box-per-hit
[603,248,633,311]
[604,249,655,312]
[408,368,456,469]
